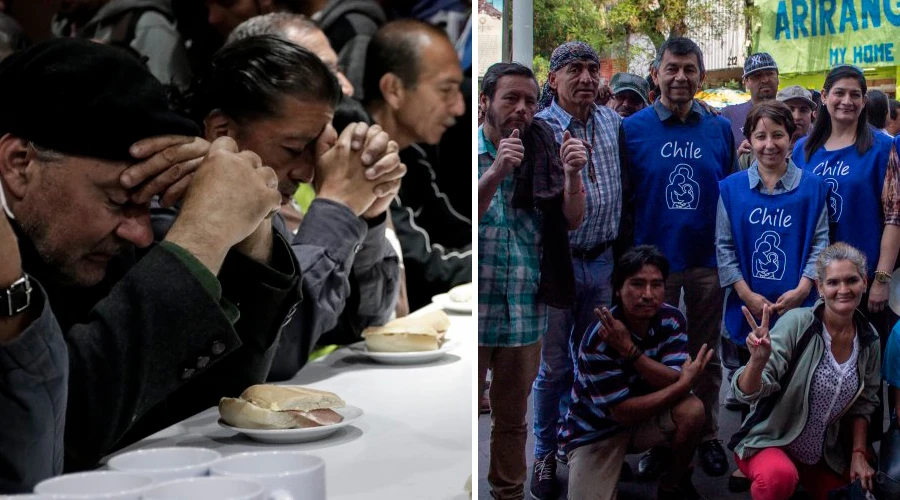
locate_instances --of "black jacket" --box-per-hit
[16,222,301,471]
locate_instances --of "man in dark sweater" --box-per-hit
[361,19,470,310]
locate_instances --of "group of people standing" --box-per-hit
[479,34,900,500]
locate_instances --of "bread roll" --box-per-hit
[362,310,451,352]
[448,283,473,303]
[240,384,345,412]
[219,385,345,429]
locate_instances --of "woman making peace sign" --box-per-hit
[730,243,881,500]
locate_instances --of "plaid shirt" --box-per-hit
[560,304,688,454]
[535,100,622,250]
[477,126,546,347]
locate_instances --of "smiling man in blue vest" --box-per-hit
[621,36,738,480]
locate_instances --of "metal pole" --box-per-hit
[511,0,534,69]
[501,0,510,63]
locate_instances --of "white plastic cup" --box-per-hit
[140,477,265,500]
[106,447,221,482]
[210,451,326,500]
[34,471,153,499]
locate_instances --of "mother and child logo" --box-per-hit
[752,231,787,281]
[665,164,700,210]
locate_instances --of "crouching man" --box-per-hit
[560,245,712,500]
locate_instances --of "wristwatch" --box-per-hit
[0,274,32,317]
[875,270,893,284]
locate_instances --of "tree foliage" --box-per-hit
[534,0,740,66]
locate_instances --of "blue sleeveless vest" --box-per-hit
[719,170,828,343]
[624,106,733,271]
[793,133,893,278]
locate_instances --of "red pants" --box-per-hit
[734,448,850,500]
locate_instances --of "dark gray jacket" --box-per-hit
[0,281,67,494]
[15,219,301,472]
[268,199,400,379]
[150,199,400,381]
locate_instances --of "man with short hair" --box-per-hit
[721,52,779,150]
[361,19,470,310]
[227,12,355,97]
[608,72,650,118]
[478,61,586,500]
[561,245,711,500]
[622,36,736,479]
[205,0,385,100]
[888,99,900,136]
[0,38,301,471]
[777,85,816,144]
[529,40,629,500]
[186,34,403,379]
[735,84,816,171]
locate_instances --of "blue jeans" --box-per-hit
[532,249,614,459]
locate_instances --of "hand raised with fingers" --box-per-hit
[560,130,587,175]
[492,128,524,178]
[679,343,714,387]
[361,137,406,220]
[122,135,210,207]
[742,304,772,363]
[316,122,380,216]
[593,307,633,355]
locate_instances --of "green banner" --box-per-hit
[753,0,900,73]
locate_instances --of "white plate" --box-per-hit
[217,405,364,444]
[348,339,459,365]
[431,293,472,313]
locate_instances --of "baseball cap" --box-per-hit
[610,72,650,105]
[0,38,198,162]
[743,52,778,78]
[776,85,816,109]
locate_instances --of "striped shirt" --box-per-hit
[477,126,546,347]
[535,100,622,250]
[560,304,689,453]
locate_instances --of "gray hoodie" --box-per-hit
[51,0,191,91]
[313,0,385,101]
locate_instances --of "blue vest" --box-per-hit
[719,170,828,343]
[623,106,734,271]
[792,132,893,278]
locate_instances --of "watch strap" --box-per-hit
[0,274,32,317]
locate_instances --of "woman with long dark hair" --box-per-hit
[792,65,900,335]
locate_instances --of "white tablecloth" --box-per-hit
[105,305,473,500]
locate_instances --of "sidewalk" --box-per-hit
[477,369,890,499]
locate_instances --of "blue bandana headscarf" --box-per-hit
[537,41,600,111]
